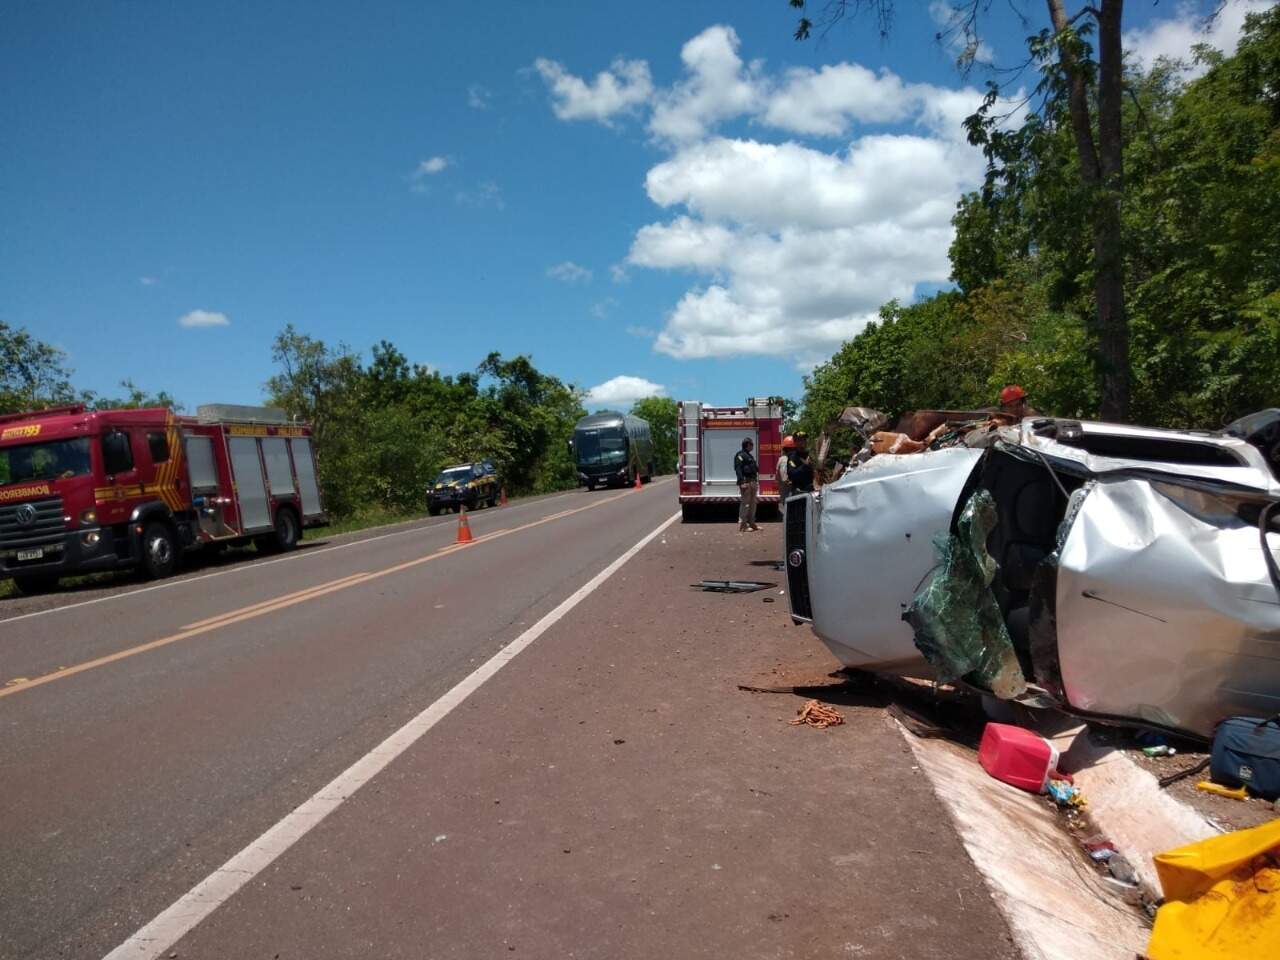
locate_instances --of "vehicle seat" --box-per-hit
[980,452,1063,598]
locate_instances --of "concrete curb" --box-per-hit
[892,717,1151,960]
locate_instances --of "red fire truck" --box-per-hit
[0,403,326,594]
[677,397,785,522]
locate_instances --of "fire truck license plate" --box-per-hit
[16,548,43,561]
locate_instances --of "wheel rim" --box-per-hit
[148,533,172,568]
[278,513,296,544]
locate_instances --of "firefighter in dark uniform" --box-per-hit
[787,432,815,494]
[733,438,760,533]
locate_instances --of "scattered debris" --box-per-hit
[693,580,776,594]
[1196,780,1248,801]
[1082,838,1117,862]
[788,700,844,729]
[1147,819,1280,960]
[1142,745,1176,757]
[1158,757,1209,789]
[1045,778,1086,808]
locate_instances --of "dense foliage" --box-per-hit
[265,326,586,518]
[628,396,679,475]
[799,8,1280,435]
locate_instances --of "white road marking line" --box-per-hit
[101,508,681,960]
[2,484,670,627]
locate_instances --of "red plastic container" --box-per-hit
[979,723,1060,793]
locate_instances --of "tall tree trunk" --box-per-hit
[1093,0,1129,421]
[1047,0,1130,421]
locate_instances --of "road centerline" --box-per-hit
[0,485,654,700]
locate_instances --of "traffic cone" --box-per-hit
[500,487,509,507]
[455,506,475,544]
[633,471,643,490]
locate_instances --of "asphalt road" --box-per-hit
[1,479,1017,960]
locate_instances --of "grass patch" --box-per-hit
[317,506,430,538]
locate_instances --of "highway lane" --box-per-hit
[0,480,676,960]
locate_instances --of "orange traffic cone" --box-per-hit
[633,471,643,490]
[500,487,509,507]
[455,506,475,544]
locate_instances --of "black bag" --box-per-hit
[1210,715,1280,800]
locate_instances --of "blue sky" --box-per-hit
[1,1,1263,411]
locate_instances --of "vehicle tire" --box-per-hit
[428,505,440,517]
[644,461,655,482]
[681,503,698,523]
[140,521,179,580]
[12,572,60,595]
[586,480,595,491]
[272,507,301,552]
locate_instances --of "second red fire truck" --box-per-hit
[677,397,785,521]
[0,403,326,594]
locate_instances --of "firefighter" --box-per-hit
[776,434,796,502]
[998,384,1037,420]
[787,434,815,495]
[733,437,760,533]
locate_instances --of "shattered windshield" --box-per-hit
[0,437,92,485]
[575,429,626,465]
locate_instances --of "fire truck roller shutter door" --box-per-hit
[261,438,295,496]
[289,438,323,518]
[703,429,757,490]
[228,437,271,530]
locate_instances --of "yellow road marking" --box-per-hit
[181,572,373,630]
[0,487,640,700]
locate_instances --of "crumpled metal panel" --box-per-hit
[1054,478,1280,738]
[805,446,983,671]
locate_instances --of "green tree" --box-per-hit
[630,396,679,474]
[790,0,1135,419]
[0,321,75,412]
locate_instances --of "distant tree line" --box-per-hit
[798,8,1280,436]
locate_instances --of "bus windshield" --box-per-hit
[0,437,93,485]
[575,429,627,465]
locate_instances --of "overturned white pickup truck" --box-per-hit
[785,415,1280,740]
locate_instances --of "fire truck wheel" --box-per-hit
[140,521,179,580]
[270,508,301,553]
[12,573,60,595]
[428,505,441,516]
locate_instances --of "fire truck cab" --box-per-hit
[677,397,784,522]
[0,403,326,594]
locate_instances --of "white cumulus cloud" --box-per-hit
[547,260,592,283]
[585,375,667,407]
[409,156,451,193]
[536,24,1009,364]
[1125,0,1270,79]
[467,84,491,110]
[178,310,230,328]
[533,56,653,124]
[649,25,763,145]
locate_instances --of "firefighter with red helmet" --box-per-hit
[998,384,1036,420]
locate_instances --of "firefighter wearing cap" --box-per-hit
[998,385,1036,420]
[776,435,795,501]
